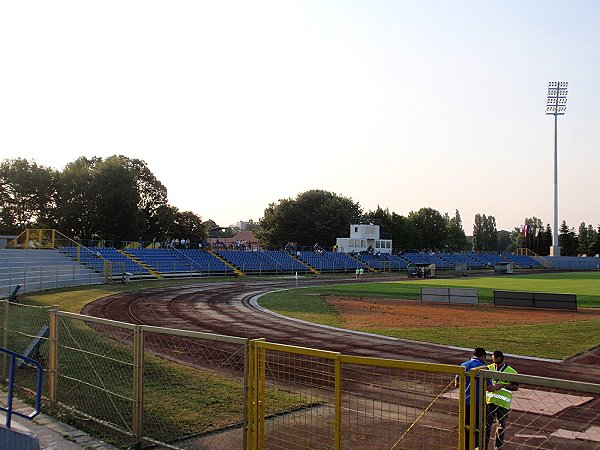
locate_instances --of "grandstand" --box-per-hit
[543,255,600,270]
[402,252,452,269]
[298,251,368,273]
[503,253,543,268]
[0,248,104,297]
[2,229,600,299]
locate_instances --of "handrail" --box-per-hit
[167,245,205,273]
[257,251,282,271]
[514,247,541,257]
[0,347,44,428]
[7,229,115,280]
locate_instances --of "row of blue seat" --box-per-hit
[61,246,559,276]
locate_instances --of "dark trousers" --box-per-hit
[486,403,509,449]
[465,406,480,450]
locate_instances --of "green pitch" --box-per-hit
[260,272,600,358]
[301,272,600,307]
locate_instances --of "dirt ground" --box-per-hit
[324,295,600,329]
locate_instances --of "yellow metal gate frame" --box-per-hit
[247,340,467,450]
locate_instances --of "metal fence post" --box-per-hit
[334,354,342,450]
[246,339,266,450]
[458,367,466,450]
[468,369,478,450]
[132,326,144,448]
[2,301,9,379]
[49,305,59,409]
[257,343,265,450]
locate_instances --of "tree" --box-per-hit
[258,190,362,247]
[544,224,553,256]
[389,212,417,251]
[58,155,168,242]
[558,220,578,256]
[57,157,98,238]
[91,157,144,242]
[0,158,59,233]
[522,217,544,254]
[585,224,598,255]
[472,214,497,251]
[577,222,597,255]
[496,230,512,252]
[446,209,468,251]
[590,225,600,257]
[407,207,448,250]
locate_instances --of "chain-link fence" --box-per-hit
[478,369,600,449]
[249,342,465,450]
[140,325,248,449]
[0,301,250,449]
[0,301,51,399]
[2,299,600,450]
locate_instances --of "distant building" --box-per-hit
[209,231,259,250]
[336,224,392,254]
[237,221,251,231]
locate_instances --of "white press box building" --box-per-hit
[336,224,392,254]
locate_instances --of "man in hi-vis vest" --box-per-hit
[485,351,519,450]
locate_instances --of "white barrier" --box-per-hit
[420,287,479,305]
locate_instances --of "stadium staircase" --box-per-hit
[350,253,378,272]
[118,250,163,279]
[296,255,320,275]
[208,250,244,276]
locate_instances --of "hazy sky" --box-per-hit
[2,1,599,234]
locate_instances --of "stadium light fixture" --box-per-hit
[546,81,568,256]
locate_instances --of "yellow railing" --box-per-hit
[514,247,540,257]
[248,341,467,450]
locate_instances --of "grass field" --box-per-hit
[259,272,600,359]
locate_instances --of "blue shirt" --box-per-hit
[460,357,488,404]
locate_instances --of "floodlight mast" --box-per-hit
[546,81,568,256]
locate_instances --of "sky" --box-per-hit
[1,1,599,235]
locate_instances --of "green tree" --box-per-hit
[522,217,544,254]
[496,230,512,252]
[176,211,207,242]
[258,190,362,247]
[407,207,448,250]
[58,155,167,242]
[389,213,417,251]
[57,157,98,238]
[544,224,553,256]
[91,157,144,242]
[585,224,598,255]
[590,225,600,256]
[472,214,497,251]
[558,220,578,256]
[446,209,468,251]
[0,158,59,233]
[577,222,597,255]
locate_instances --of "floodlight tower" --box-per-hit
[546,81,568,257]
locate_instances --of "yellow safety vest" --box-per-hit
[485,363,517,409]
